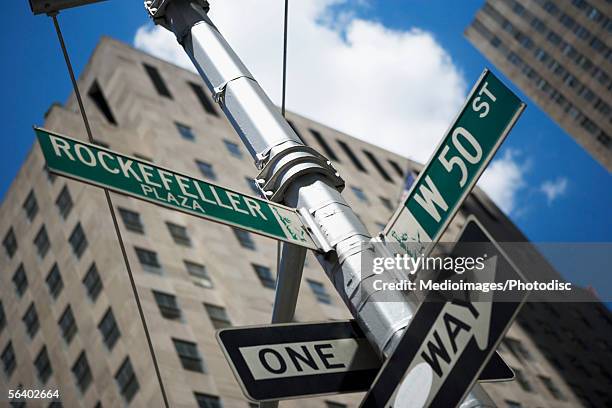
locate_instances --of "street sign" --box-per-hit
[216,320,381,401]
[362,217,528,408]
[384,69,525,257]
[35,128,318,249]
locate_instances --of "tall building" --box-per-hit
[465,0,612,171]
[1,38,610,407]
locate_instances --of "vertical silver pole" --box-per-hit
[148,1,494,406]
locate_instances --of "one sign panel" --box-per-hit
[362,217,528,407]
[217,320,381,401]
[35,128,317,249]
[384,69,525,257]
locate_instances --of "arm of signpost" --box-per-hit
[144,1,496,407]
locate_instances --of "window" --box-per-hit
[196,160,216,180]
[34,225,50,258]
[539,376,565,400]
[245,177,260,195]
[184,260,213,288]
[503,338,533,361]
[188,82,218,116]
[3,227,18,258]
[92,139,109,148]
[23,302,39,338]
[1,341,16,377]
[115,357,139,402]
[363,150,392,182]
[309,129,339,161]
[307,279,331,304]
[351,186,369,203]
[72,351,92,393]
[379,196,394,211]
[325,402,347,408]
[98,308,120,350]
[0,301,5,334]
[135,247,162,274]
[35,346,52,384]
[176,122,195,141]
[387,159,404,177]
[13,264,28,297]
[133,153,153,162]
[223,140,242,157]
[143,63,172,98]
[69,223,88,258]
[46,263,64,299]
[153,290,181,319]
[23,190,38,221]
[166,222,191,246]
[513,367,533,392]
[505,401,522,408]
[337,140,367,172]
[44,165,56,183]
[88,80,117,125]
[59,305,77,344]
[83,263,103,301]
[118,207,144,233]
[56,185,73,219]
[233,228,255,249]
[204,304,231,329]
[194,393,222,408]
[253,264,275,289]
[173,338,205,372]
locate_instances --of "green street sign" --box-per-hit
[35,128,318,250]
[384,69,525,256]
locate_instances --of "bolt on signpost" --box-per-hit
[384,69,525,257]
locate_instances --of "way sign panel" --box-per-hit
[384,69,525,257]
[35,128,317,249]
[362,217,528,408]
[217,320,380,401]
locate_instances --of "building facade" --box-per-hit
[0,38,610,408]
[465,0,611,171]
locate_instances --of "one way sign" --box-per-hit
[361,217,528,408]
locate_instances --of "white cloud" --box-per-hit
[134,0,466,162]
[540,177,568,205]
[477,149,527,214]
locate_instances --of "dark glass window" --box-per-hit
[387,159,404,177]
[505,401,522,408]
[337,140,367,172]
[379,196,393,211]
[153,290,181,320]
[325,402,347,408]
[88,80,117,125]
[503,338,533,361]
[135,247,162,274]
[69,223,88,258]
[35,346,52,384]
[307,279,331,304]
[173,338,205,372]
[0,300,5,334]
[3,227,18,258]
[23,302,39,339]
[118,208,144,233]
[309,129,339,161]
[1,341,16,378]
[166,222,191,246]
[194,393,223,408]
[143,64,172,98]
[204,304,231,329]
[513,367,533,392]
[59,305,77,344]
[253,264,275,289]
[245,177,260,195]
[72,351,92,393]
[83,263,103,301]
[539,375,565,400]
[184,260,213,288]
[56,185,73,219]
[176,122,195,141]
[363,150,393,182]
[46,263,64,299]
[23,190,38,221]
[223,140,242,157]
[92,139,109,148]
[44,165,56,183]
[98,308,120,350]
[115,357,139,402]
[196,160,216,180]
[233,228,255,250]
[351,186,369,203]
[34,225,51,258]
[13,264,28,297]
[188,82,218,116]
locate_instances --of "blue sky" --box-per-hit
[2,1,610,292]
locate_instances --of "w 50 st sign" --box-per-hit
[385,69,525,256]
